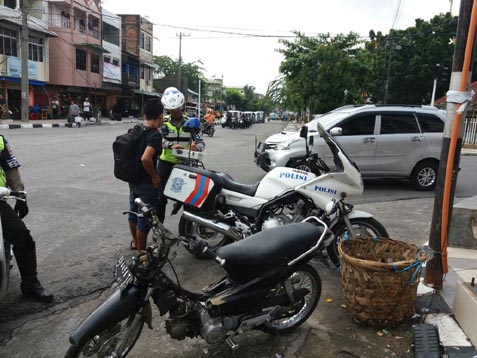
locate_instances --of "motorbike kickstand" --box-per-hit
[202,339,238,358]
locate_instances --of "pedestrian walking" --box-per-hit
[82,98,91,122]
[68,101,81,128]
[51,97,59,119]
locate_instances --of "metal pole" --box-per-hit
[424,0,476,288]
[20,0,30,122]
[384,42,393,104]
[430,78,437,106]
[177,32,182,90]
[197,79,201,119]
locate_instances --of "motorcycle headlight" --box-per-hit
[276,138,301,150]
[325,200,337,215]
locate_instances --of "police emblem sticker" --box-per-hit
[170,177,186,193]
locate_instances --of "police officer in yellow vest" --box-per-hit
[0,135,53,302]
[158,87,205,223]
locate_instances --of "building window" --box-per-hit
[140,32,144,49]
[28,35,43,62]
[0,26,18,56]
[76,48,86,70]
[102,22,120,46]
[112,58,119,66]
[91,53,100,73]
[140,64,144,79]
[145,36,151,52]
[104,55,111,63]
[4,0,17,9]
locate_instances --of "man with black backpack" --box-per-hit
[113,99,163,252]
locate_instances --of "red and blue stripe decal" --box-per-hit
[185,174,211,207]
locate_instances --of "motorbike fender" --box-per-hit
[329,210,374,228]
[69,286,150,347]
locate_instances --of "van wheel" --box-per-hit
[410,161,438,191]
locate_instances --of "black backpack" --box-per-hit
[112,124,150,183]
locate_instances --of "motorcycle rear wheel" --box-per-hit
[179,217,234,259]
[326,217,389,267]
[260,264,321,335]
[64,312,144,358]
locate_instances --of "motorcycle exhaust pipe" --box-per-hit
[182,211,242,241]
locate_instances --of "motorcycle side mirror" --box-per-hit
[299,126,308,138]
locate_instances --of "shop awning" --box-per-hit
[76,43,109,54]
[1,17,58,37]
[132,89,161,97]
[0,76,45,86]
[141,62,156,68]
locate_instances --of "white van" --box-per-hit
[254,104,446,191]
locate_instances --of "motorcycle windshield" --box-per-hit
[317,123,358,173]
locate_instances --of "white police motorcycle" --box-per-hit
[165,123,388,266]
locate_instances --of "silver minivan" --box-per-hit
[254,105,446,190]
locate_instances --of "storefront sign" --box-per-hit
[6,56,38,79]
[103,62,121,84]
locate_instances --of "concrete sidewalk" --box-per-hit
[0,117,140,130]
[0,197,476,357]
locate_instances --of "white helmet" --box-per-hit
[161,87,185,110]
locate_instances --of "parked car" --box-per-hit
[254,105,446,191]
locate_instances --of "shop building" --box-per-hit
[101,7,121,117]
[117,14,159,118]
[0,0,55,119]
[46,0,103,116]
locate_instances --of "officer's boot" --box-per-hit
[13,242,54,303]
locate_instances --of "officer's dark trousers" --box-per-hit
[0,201,37,282]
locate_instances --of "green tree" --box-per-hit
[369,13,458,104]
[279,32,368,114]
[153,55,207,94]
[242,85,258,110]
[224,89,244,110]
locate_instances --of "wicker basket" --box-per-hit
[338,237,422,328]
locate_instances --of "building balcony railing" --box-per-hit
[61,18,70,29]
[88,28,99,39]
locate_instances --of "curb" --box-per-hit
[0,119,140,130]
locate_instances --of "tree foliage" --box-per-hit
[153,55,206,93]
[274,13,462,114]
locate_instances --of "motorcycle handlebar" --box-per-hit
[0,188,27,200]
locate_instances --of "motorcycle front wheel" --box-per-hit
[326,217,389,267]
[260,264,321,335]
[179,217,234,259]
[64,312,144,358]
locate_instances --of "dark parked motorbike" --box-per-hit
[65,198,330,357]
[202,122,215,137]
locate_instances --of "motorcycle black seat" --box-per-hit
[216,222,323,283]
[214,172,258,197]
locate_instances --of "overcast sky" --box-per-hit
[104,0,461,94]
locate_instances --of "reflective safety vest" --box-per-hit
[0,136,6,188]
[160,115,191,163]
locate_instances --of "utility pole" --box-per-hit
[424,0,476,288]
[176,32,190,94]
[20,0,30,122]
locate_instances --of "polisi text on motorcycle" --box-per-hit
[279,172,309,181]
[313,185,338,195]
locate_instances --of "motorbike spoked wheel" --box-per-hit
[326,217,389,267]
[179,217,234,259]
[260,264,321,335]
[64,312,144,358]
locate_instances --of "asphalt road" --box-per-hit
[0,121,475,351]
